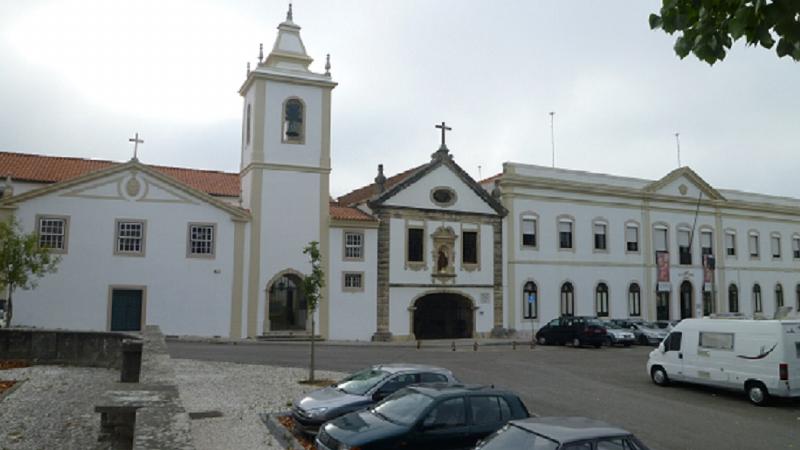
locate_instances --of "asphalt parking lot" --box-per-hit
[168,341,800,450]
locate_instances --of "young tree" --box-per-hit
[650,0,800,65]
[300,241,324,382]
[0,216,60,327]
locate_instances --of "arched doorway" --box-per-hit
[680,281,693,319]
[413,293,473,339]
[268,274,307,331]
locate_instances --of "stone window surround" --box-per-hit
[724,228,737,259]
[342,271,365,293]
[186,222,217,259]
[676,223,692,266]
[281,96,306,145]
[560,280,575,315]
[106,285,147,332]
[460,223,480,271]
[343,230,365,261]
[556,215,576,252]
[652,222,670,255]
[748,229,760,260]
[430,186,458,208]
[628,282,642,316]
[792,234,800,260]
[35,214,70,255]
[404,220,427,271]
[595,281,610,317]
[592,217,609,253]
[699,226,714,256]
[770,232,782,260]
[624,220,640,254]
[519,212,539,250]
[113,218,147,257]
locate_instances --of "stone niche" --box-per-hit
[431,226,457,283]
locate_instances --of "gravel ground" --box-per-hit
[0,365,117,450]
[172,358,346,450]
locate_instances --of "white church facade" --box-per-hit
[2,9,799,340]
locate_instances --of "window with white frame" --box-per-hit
[37,216,68,252]
[628,283,641,316]
[700,230,713,256]
[523,281,537,319]
[558,219,573,249]
[596,283,609,317]
[188,223,215,257]
[521,216,537,248]
[462,230,478,265]
[753,284,762,312]
[749,232,760,257]
[115,220,145,255]
[593,222,607,251]
[725,231,736,257]
[561,282,575,316]
[771,234,781,258]
[344,231,364,260]
[677,228,692,265]
[654,226,668,252]
[793,236,800,259]
[776,283,784,308]
[625,224,639,252]
[343,272,364,292]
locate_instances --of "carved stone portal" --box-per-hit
[431,226,457,283]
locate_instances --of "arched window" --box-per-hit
[728,284,739,313]
[595,283,609,317]
[283,98,304,143]
[753,284,762,313]
[523,281,537,319]
[628,283,641,316]
[561,282,575,316]
[775,283,784,308]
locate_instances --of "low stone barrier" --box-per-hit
[0,328,136,369]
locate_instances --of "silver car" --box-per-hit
[603,325,636,347]
[631,322,669,345]
[291,363,457,434]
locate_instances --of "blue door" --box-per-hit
[111,289,143,331]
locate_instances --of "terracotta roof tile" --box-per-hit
[0,151,240,197]
[329,203,376,222]
[480,173,502,185]
[337,164,425,206]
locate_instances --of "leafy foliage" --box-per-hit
[301,241,325,382]
[0,216,61,326]
[650,0,800,64]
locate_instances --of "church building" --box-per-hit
[1,8,798,340]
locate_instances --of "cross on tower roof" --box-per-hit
[435,121,451,149]
[128,132,144,161]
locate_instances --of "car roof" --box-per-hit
[510,417,632,442]
[372,363,451,374]
[407,383,511,397]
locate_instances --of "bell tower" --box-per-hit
[239,4,336,338]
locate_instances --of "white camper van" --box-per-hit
[646,317,800,405]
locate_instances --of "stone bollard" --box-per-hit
[120,339,143,383]
[473,341,478,352]
[451,341,456,351]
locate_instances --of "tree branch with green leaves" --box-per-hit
[301,241,324,382]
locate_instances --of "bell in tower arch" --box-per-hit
[283,98,304,141]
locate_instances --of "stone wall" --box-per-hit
[0,328,136,369]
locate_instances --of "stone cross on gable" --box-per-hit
[435,121,452,149]
[129,132,144,161]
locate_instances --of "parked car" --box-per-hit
[475,417,651,450]
[630,322,669,346]
[293,364,457,434]
[648,317,800,406]
[315,384,530,450]
[535,316,607,348]
[654,320,680,331]
[603,324,636,347]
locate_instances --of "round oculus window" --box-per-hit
[431,187,456,206]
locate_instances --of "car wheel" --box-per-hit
[572,337,581,348]
[638,335,648,345]
[623,342,631,347]
[651,366,669,386]
[594,343,602,349]
[604,336,613,347]
[746,381,770,406]
[537,336,547,345]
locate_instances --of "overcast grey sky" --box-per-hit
[0,1,798,197]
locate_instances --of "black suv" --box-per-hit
[315,384,529,450]
[535,316,607,348]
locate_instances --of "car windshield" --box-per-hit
[587,319,605,327]
[639,322,657,329]
[371,390,433,426]
[477,424,559,450]
[335,368,390,395]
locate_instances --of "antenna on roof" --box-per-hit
[478,165,482,180]
[675,132,681,168]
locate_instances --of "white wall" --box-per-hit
[383,165,495,215]
[328,226,377,340]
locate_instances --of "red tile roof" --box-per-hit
[337,164,424,206]
[329,203,376,222]
[480,173,502,185]
[0,151,240,197]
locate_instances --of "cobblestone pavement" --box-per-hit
[0,365,117,450]
[172,358,345,450]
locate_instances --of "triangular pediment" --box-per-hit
[369,154,506,216]
[644,167,725,201]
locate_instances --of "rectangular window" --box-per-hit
[558,220,573,249]
[626,225,639,252]
[701,231,713,256]
[725,232,736,257]
[678,229,691,265]
[407,227,424,263]
[749,233,760,257]
[793,237,800,259]
[342,272,364,292]
[37,216,68,252]
[188,223,215,257]
[344,231,364,260]
[115,220,145,256]
[771,235,781,258]
[699,332,734,351]
[594,223,607,250]
[654,227,667,252]
[521,217,536,247]
[462,231,478,265]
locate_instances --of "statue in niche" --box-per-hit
[437,246,449,273]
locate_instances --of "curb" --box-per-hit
[167,336,534,349]
[260,412,307,450]
[0,378,26,403]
